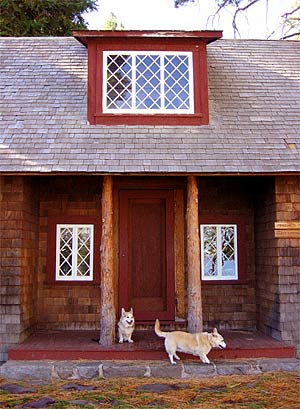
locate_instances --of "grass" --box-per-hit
[0,372,299,408]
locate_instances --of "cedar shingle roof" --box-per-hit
[0,37,299,174]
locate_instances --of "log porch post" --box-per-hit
[186,175,203,333]
[99,175,116,345]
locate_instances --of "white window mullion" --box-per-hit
[160,55,165,110]
[216,226,223,279]
[234,225,238,278]
[102,52,108,111]
[89,227,94,279]
[200,225,204,279]
[55,227,61,281]
[132,53,137,110]
[73,226,78,279]
[189,54,194,113]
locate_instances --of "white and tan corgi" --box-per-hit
[155,319,226,364]
[117,308,135,343]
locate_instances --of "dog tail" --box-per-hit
[154,319,167,338]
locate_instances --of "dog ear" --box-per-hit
[130,307,133,314]
[213,328,218,335]
[121,307,125,315]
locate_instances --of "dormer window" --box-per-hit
[73,30,222,125]
[103,51,193,114]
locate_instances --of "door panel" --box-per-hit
[119,190,174,321]
[130,199,166,312]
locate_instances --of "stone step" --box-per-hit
[0,358,299,381]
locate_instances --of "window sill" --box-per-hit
[202,278,250,285]
[44,279,100,286]
[91,112,206,126]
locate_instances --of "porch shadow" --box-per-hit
[8,330,295,361]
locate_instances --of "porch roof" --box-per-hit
[0,36,299,175]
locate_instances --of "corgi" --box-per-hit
[117,307,135,343]
[155,319,226,364]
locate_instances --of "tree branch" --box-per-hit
[282,5,300,20]
[281,31,300,40]
[206,0,263,38]
[231,0,261,38]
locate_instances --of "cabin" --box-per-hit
[0,31,299,363]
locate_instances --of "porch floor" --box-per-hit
[8,329,295,361]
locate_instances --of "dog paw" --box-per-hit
[128,339,134,343]
[118,340,123,344]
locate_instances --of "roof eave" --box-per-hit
[73,29,223,47]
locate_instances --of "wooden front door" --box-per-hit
[119,190,175,321]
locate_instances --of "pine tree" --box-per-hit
[0,0,97,36]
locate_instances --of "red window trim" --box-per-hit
[199,215,247,285]
[89,39,207,125]
[73,31,223,126]
[46,215,101,285]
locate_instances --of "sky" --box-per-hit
[83,0,297,39]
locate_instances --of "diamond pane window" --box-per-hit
[56,225,94,281]
[200,225,238,281]
[106,54,132,109]
[103,51,193,114]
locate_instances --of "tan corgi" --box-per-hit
[155,319,226,364]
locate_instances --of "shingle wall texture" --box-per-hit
[0,37,299,174]
[275,176,300,351]
[38,177,101,330]
[0,176,38,361]
[199,177,256,330]
[255,178,279,339]
[255,175,300,350]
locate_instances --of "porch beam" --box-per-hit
[186,175,203,333]
[99,175,116,345]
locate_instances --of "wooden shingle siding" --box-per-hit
[256,175,300,349]
[199,177,256,330]
[0,176,39,361]
[38,177,102,330]
[275,176,300,350]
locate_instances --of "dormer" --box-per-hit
[73,30,222,125]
